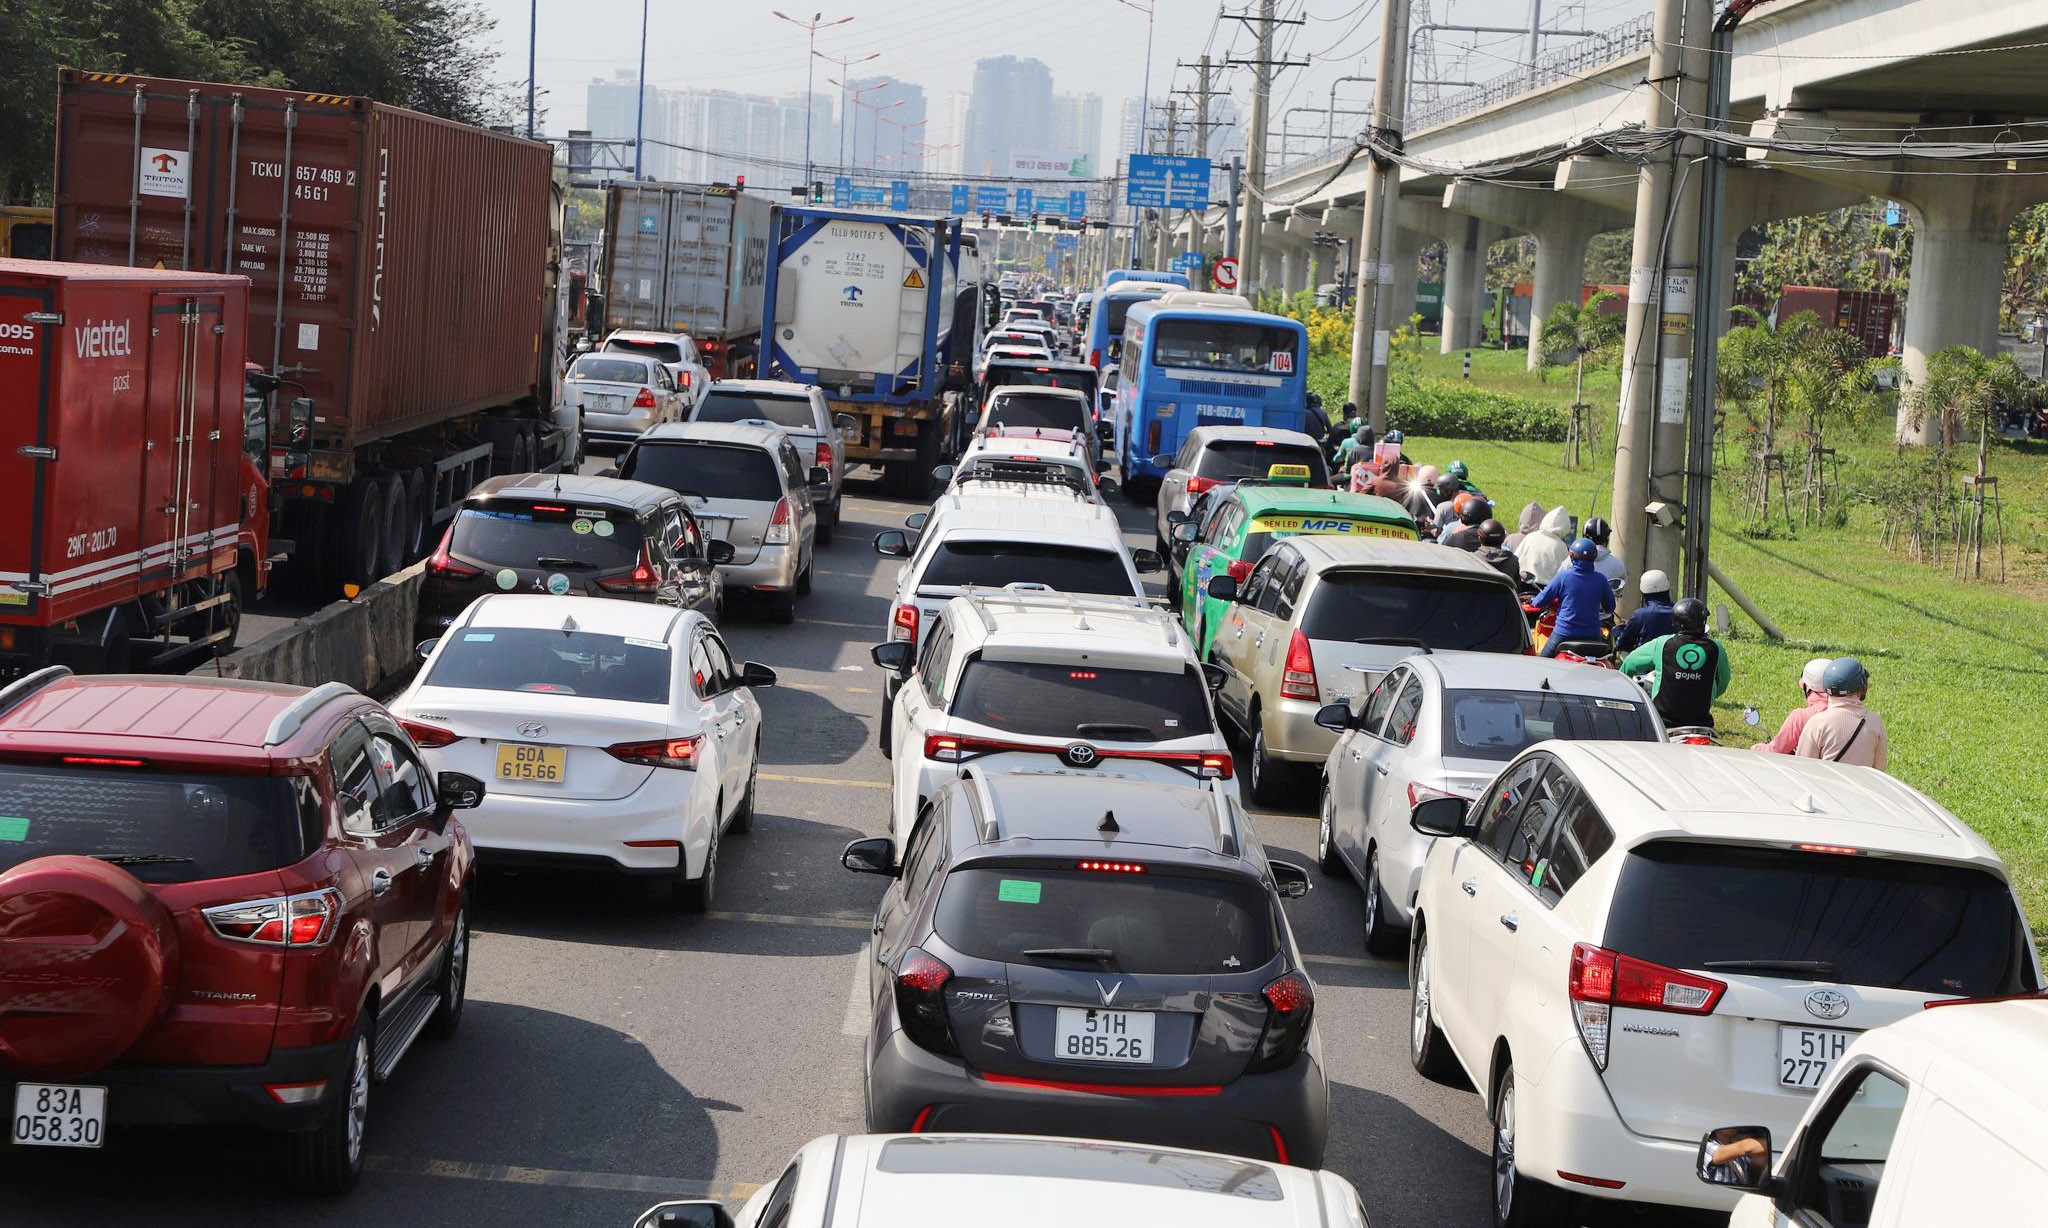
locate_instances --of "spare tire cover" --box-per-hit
[0,855,178,1079]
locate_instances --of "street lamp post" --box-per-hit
[773,11,854,191]
[526,0,538,139]
[633,0,648,178]
[816,53,882,173]
[1112,0,1156,266]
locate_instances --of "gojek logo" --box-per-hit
[1674,643,1709,672]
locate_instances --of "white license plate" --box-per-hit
[587,394,624,411]
[12,1083,107,1148]
[1778,1025,1857,1089]
[1053,1007,1155,1064]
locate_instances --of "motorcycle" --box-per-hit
[1522,574,1627,665]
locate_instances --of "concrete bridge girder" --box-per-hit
[1444,179,1631,369]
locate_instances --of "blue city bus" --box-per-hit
[1114,298,1311,491]
[1105,267,1194,290]
[1082,279,1183,371]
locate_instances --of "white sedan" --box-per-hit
[394,593,774,912]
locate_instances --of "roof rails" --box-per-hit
[953,465,1093,496]
[0,666,72,721]
[1211,788,1242,858]
[956,588,1183,649]
[264,682,363,746]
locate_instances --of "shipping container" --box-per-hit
[0,259,258,677]
[1774,285,1897,358]
[52,69,570,592]
[600,182,772,378]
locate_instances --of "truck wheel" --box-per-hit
[375,473,407,581]
[914,420,941,484]
[212,573,242,657]
[334,477,386,592]
[401,468,432,562]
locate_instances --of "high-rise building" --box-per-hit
[965,56,1053,177]
[1049,93,1103,174]
[845,78,928,175]
[586,70,676,180]
[936,91,972,176]
[1116,95,1168,159]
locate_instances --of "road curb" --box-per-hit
[215,563,425,694]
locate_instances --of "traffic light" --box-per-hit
[981,209,992,227]
[735,174,745,191]
[1028,214,1038,231]
[811,181,826,204]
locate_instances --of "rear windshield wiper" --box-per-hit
[534,556,596,569]
[1701,959,1838,977]
[1075,722,1157,741]
[91,853,195,866]
[1022,948,1116,963]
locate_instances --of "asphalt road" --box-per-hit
[15,472,1525,1227]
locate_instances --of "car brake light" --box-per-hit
[1795,842,1866,856]
[1407,781,1459,807]
[607,735,703,770]
[677,370,692,389]
[815,441,833,468]
[895,947,958,1056]
[633,386,658,409]
[1184,475,1219,495]
[1924,989,2048,1010]
[265,1081,328,1105]
[1568,942,1725,1070]
[922,733,1233,779]
[1227,558,1255,583]
[59,756,146,768]
[1246,971,1315,1073]
[1145,420,1162,454]
[398,718,460,749]
[598,545,661,593]
[1089,348,1101,367]
[1280,629,1319,701]
[203,888,341,948]
[427,526,482,578]
[765,497,793,545]
[1077,860,1147,874]
[891,603,919,643]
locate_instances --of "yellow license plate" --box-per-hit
[495,743,567,784]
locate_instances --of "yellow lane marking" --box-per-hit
[759,773,890,789]
[364,1155,762,1200]
[781,681,873,694]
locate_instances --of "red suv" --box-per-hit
[0,669,481,1193]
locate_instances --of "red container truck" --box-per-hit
[0,259,260,677]
[52,69,571,595]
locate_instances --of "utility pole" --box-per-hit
[1154,99,1178,269]
[1174,55,1218,282]
[1227,1,1305,297]
[1345,0,1412,427]
[1610,0,1715,600]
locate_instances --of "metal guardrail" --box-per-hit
[1269,12,1657,183]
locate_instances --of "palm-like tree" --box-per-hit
[1538,291,1624,466]
[1905,345,2030,480]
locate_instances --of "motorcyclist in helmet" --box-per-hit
[1795,657,1888,769]
[1580,515,1626,584]
[1473,519,1520,582]
[1303,391,1331,443]
[1440,493,1493,549]
[1430,477,1468,535]
[1399,463,1440,524]
[1620,596,1729,728]
[1530,537,1616,658]
[1444,458,1484,502]
[1614,568,1674,653]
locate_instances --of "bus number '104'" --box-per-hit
[65,527,117,559]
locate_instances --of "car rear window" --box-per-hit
[0,767,311,884]
[921,542,1133,596]
[950,659,1213,741]
[1440,689,1657,762]
[1300,570,1525,653]
[425,628,671,704]
[605,338,683,365]
[875,1136,1281,1199]
[449,505,643,571]
[1606,842,2036,997]
[1195,442,1329,485]
[985,395,1088,433]
[936,867,1274,975]
[695,392,815,430]
[568,356,651,384]
[623,442,782,501]
[984,365,1094,399]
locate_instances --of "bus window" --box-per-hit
[1152,320,1300,374]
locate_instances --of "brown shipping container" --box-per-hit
[52,70,556,463]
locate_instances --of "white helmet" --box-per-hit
[1800,657,1832,694]
[1639,569,1670,595]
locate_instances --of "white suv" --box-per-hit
[933,429,1105,502]
[1402,741,2038,1224]
[871,590,1230,848]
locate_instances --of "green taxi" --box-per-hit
[1175,481,1417,657]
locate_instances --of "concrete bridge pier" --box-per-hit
[1439,215,1502,354]
[1443,179,1628,369]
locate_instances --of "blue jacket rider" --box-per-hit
[1531,538,1614,657]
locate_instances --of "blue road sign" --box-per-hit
[950,184,970,215]
[833,175,852,207]
[849,184,887,206]
[1126,154,1212,210]
[1067,189,1088,220]
[1172,251,1204,274]
[1055,233,1078,251]
[891,180,910,211]
[1015,187,1035,216]
[975,185,1009,213]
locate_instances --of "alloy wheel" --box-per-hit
[1493,1076,1517,1225]
[344,1034,370,1167]
[1411,938,1432,1054]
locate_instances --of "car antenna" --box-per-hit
[1099,810,1119,833]
[560,614,579,638]
[1540,677,1551,690]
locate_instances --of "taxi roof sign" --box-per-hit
[1265,463,1313,485]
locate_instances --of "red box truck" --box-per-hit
[0,259,262,676]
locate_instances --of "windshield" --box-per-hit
[0,766,309,885]
[1607,842,2035,996]
[622,442,782,501]
[951,659,1212,740]
[426,628,672,704]
[985,394,1088,433]
[1194,442,1328,484]
[1100,292,1164,338]
[935,867,1273,975]
[605,338,683,365]
[448,504,643,570]
[695,392,815,430]
[1440,689,1657,762]
[922,542,1134,595]
[568,356,653,384]
[1300,570,1525,652]
[1152,320,1301,375]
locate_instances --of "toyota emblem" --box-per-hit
[517,722,550,740]
[1061,743,1100,768]
[1804,989,1849,1021]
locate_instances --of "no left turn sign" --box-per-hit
[1212,257,1240,291]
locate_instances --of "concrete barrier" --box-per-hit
[216,563,426,694]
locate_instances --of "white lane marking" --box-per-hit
[364,1155,761,1199]
[841,943,872,1036]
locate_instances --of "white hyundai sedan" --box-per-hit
[394,594,774,911]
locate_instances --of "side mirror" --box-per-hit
[436,771,486,811]
[416,638,440,662]
[632,1200,736,1228]
[598,465,621,479]
[286,395,315,448]
[1743,706,1761,728]
[1093,458,1111,473]
[705,539,736,564]
[833,413,857,432]
[1410,795,1472,838]
[1147,452,1174,469]
[871,641,913,674]
[1696,1126,1773,1192]
[1131,548,1165,574]
[874,530,913,557]
[1205,575,1239,602]
[739,661,777,689]
[1096,422,1115,443]
[1201,662,1227,692]
[930,466,955,486]
[1314,702,1353,733]
[841,836,899,877]
[1165,508,1190,525]
[808,465,831,486]
[1098,476,1118,494]
[904,511,929,531]
[1269,859,1312,899]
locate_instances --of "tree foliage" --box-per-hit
[1736,202,1909,300]
[1,0,510,203]
[1904,345,2031,478]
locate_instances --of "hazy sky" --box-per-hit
[472,0,1650,157]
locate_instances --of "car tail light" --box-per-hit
[633,386,658,409]
[1077,860,1147,874]
[895,947,958,1056]
[427,527,482,579]
[203,888,342,948]
[1279,630,1319,701]
[398,718,460,749]
[1145,420,1162,455]
[1247,970,1316,1072]
[59,755,146,767]
[607,734,703,770]
[891,603,919,643]
[1407,781,1459,807]
[765,497,793,545]
[814,441,833,468]
[1569,942,1725,1070]
[677,370,693,389]
[1228,558,1255,583]
[1089,348,1101,367]
[1924,989,2048,1010]
[1184,475,1219,495]
[598,545,661,593]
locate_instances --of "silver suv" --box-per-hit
[690,379,854,542]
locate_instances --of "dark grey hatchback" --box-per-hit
[842,767,1329,1166]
